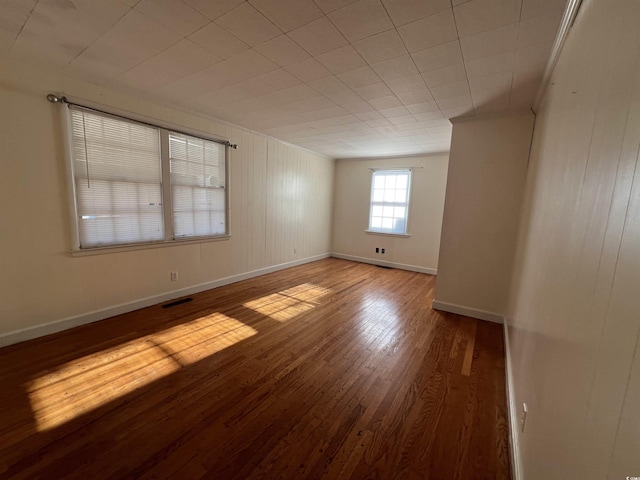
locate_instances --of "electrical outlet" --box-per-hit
[375,247,379,253]
[520,403,528,433]
[170,271,178,282]
[381,248,385,254]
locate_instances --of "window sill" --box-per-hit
[70,235,232,257]
[365,230,411,238]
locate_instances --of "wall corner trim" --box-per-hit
[431,300,504,324]
[503,321,523,480]
[0,253,331,348]
[330,252,437,275]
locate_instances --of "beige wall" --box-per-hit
[506,0,640,478]
[434,112,534,320]
[0,59,335,344]
[331,155,448,273]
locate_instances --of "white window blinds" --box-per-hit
[169,132,226,238]
[67,104,230,250]
[69,107,164,248]
[368,169,412,235]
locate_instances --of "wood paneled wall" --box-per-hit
[0,58,335,342]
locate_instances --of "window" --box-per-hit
[68,106,228,249]
[368,169,412,235]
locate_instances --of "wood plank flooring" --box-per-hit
[0,258,511,479]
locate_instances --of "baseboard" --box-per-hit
[431,300,504,324]
[503,320,523,480]
[330,252,437,275]
[0,253,330,348]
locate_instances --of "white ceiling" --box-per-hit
[0,0,567,158]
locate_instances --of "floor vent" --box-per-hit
[376,265,392,269]
[162,297,193,309]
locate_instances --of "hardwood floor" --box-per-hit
[0,258,511,479]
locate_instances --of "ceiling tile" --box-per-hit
[188,22,249,58]
[338,66,382,88]
[412,40,463,73]
[367,96,403,109]
[516,13,563,49]
[256,68,303,89]
[353,29,408,64]
[13,0,129,64]
[328,0,393,43]
[71,10,181,78]
[396,89,435,105]
[371,55,419,81]
[435,93,473,109]
[406,101,439,113]
[308,75,350,95]
[520,0,568,20]
[215,3,281,46]
[468,71,513,97]
[288,16,348,56]
[183,0,244,20]
[379,105,411,118]
[453,0,521,38]
[397,9,457,53]
[421,63,467,88]
[135,0,209,37]
[381,0,451,26]
[255,34,310,66]
[249,0,323,31]
[314,0,360,13]
[385,73,428,94]
[413,109,444,120]
[226,49,279,76]
[119,39,220,90]
[460,23,518,61]
[317,45,366,74]
[465,51,515,78]
[284,57,332,81]
[431,80,470,100]
[354,82,393,100]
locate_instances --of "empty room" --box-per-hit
[1,0,639,478]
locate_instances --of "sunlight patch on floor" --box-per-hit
[243,283,332,322]
[27,313,256,431]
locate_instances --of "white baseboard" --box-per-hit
[503,320,522,480]
[0,253,330,348]
[330,252,437,275]
[431,300,504,324]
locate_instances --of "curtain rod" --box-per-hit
[46,93,239,149]
[368,167,424,171]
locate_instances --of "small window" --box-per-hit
[68,106,229,250]
[368,169,412,235]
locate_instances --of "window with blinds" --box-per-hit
[68,106,229,250]
[169,132,226,238]
[368,169,412,235]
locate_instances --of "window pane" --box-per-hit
[70,108,164,248]
[368,169,411,233]
[170,132,226,238]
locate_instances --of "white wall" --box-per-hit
[434,112,534,321]
[331,154,448,273]
[0,58,335,345]
[506,0,640,478]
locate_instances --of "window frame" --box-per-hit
[63,102,231,254]
[366,168,413,237]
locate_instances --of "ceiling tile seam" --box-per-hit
[377,0,438,124]
[115,37,221,83]
[134,0,208,37]
[65,1,145,66]
[449,2,476,115]
[186,23,250,59]
[215,2,284,44]
[186,0,244,22]
[283,14,351,61]
[12,0,40,44]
